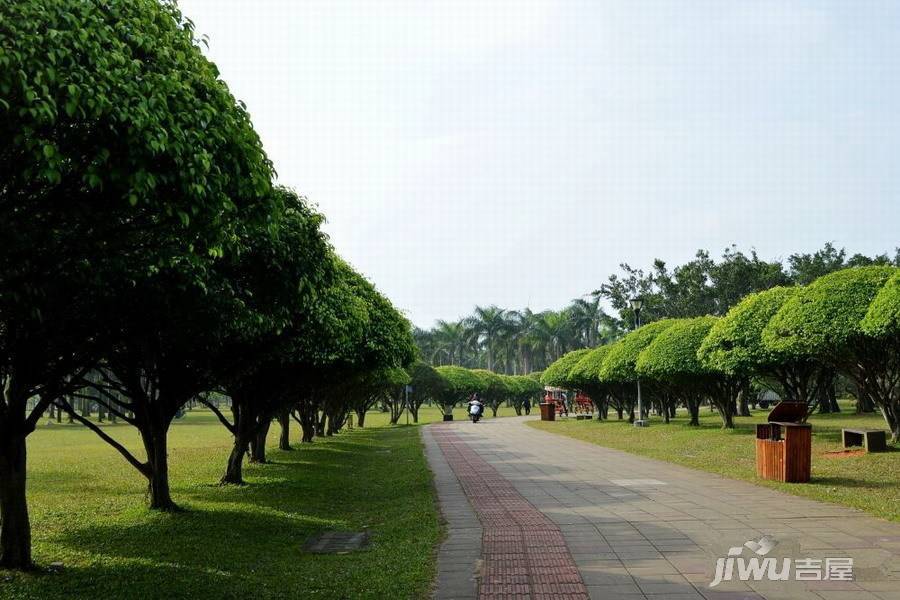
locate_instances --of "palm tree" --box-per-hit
[432,320,467,365]
[568,297,618,347]
[464,306,510,372]
[510,309,541,374]
[527,310,577,367]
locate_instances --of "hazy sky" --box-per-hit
[179,0,900,327]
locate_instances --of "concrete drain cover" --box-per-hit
[610,479,667,486]
[304,531,370,554]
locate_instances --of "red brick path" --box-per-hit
[433,426,590,600]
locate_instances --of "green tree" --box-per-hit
[431,320,468,366]
[637,316,738,427]
[764,266,899,440]
[859,271,900,441]
[598,319,677,422]
[405,362,447,423]
[503,374,542,415]
[471,369,509,417]
[698,286,826,410]
[464,306,511,371]
[541,349,592,389]
[435,366,486,413]
[568,345,616,419]
[0,0,274,567]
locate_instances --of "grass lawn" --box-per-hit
[1,411,440,599]
[529,401,900,523]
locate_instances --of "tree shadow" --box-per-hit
[41,506,340,599]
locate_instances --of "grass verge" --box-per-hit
[529,401,900,522]
[2,412,440,599]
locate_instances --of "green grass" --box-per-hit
[529,401,900,523]
[2,411,441,599]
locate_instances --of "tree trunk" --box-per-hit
[885,408,900,444]
[221,433,249,485]
[856,384,875,413]
[315,411,326,437]
[389,405,401,425]
[278,409,291,451]
[356,408,367,428]
[411,405,419,423]
[687,398,700,426]
[490,403,498,417]
[738,380,752,417]
[719,401,735,429]
[250,420,269,463]
[0,436,31,569]
[142,426,176,511]
[298,400,317,443]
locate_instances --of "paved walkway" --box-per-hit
[424,416,900,600]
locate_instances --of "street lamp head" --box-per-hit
[629,296,644,312]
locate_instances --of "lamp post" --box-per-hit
[630,296,648,427]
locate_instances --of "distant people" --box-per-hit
[523,398,531,415]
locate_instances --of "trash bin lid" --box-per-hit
[767,401,807,424]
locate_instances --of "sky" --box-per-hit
[179,0,900,328]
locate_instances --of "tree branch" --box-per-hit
[56,399,150,477]
[198,397,235,434]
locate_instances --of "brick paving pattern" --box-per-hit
[425,416,900,600]
[432,426,590,600]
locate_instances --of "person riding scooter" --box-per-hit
[467,393,484,423]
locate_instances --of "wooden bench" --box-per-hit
[842,428,887,452]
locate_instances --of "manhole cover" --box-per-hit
[304,531,370,554]
[610,479,667,487]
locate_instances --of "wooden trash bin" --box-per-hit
[539,402,556,421]
[755,402,811,483]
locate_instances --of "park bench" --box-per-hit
[841,428,887,452]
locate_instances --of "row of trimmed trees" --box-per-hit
[433,366,543,417]
[543,266,900,441]
[0,0,415,569]
[416,244,899,375]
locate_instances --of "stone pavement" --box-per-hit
[424,416,900,600]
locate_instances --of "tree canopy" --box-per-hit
[568,345,613,390]
[541,348,591,388]
[763,266,898,360]
[598,319,677,383]
[637,316,718,382]
[862,270,900,340]
[764,266,900,438]
[698,286,798,376]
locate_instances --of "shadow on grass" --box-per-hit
[34,429,429,598]
[20,506,332,599]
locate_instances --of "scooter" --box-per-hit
[468,403,483,423]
